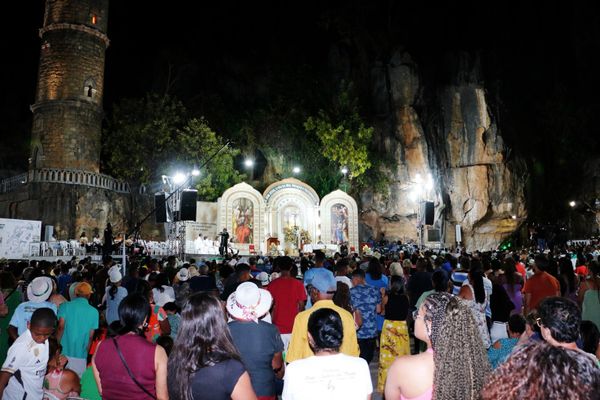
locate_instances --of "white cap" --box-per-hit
[256,271,270,286]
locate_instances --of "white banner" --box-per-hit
[0,218,42,259]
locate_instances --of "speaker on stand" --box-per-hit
[179,189,198,221]
[154,193,168,224]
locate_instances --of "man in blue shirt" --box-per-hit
[57,282,98,377]
[8,276,57,341]
[303,251,335,310]
[350,268,381,364]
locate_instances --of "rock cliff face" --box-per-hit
[360,51,527,251]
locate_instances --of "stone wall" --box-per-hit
[0,183,162,241]
[360,51,527,251]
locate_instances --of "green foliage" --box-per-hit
[304,81,374,181]
[102,93,242,201]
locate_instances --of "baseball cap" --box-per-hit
[75,282,93,297]
[310,273,337,294]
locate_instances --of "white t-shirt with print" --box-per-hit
[1,329,49,400]
[282,353,372,400]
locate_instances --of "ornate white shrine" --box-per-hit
[216,178,359,255]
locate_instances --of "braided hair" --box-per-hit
[432,296,491,400]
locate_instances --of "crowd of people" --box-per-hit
[0,241,598,399]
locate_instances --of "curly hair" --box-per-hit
[432,296,491,400]
[481,341,600,400]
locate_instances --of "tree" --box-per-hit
[102,93,242,201]
[304,81,374,180]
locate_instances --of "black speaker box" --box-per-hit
[422,201,434,225]
[154,193,168,223]
[180,189,198,221]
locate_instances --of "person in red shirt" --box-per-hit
[267,256,307,354]
[522,254,560,313]
[513,252,527,283]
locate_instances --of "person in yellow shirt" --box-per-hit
[286,273,359,362]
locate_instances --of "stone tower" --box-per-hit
[30,0,109,173]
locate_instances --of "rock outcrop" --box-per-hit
[360,51,527,251]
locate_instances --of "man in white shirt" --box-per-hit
[0,308,56,399]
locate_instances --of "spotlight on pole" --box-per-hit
[341,166,348,175]
[244,159,254,168]
[191,168,200,177]
[292,166,301,174]
[569,201,576,208]
[173,172,186,185]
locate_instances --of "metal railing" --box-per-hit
[0,173,27,194]
[0,169,132,194]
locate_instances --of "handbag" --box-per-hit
[112,338,157,400]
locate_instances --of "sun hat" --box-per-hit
[226,282,272,323]
[108,266,122,283]
[177,267,190,282]
[310,273,337,294]
[256,271,270,286]
[27,276,53,303]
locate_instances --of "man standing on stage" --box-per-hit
[219,228,229,256]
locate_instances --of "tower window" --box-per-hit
[83,77,97,99]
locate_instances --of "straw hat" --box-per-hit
[226,282,272,323]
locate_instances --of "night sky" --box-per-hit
[2,1,599,222]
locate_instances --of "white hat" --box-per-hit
[256,271,270,286]
[238,257,250,265]
[228,259,238,267]
[226,282,272,323]
[177,268,189,282]
[257,258,265,265]
[270,272,281,281]
[27,276,53,303]
[108,266,122,283]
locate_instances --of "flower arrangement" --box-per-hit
[284,226,299,244]
[300,229,311,244]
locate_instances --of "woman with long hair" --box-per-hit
[167,292,256,400]
[579,260,600,332]
[481,341,600,400]
[377,275,410,393]
[332,281,362,329]
[92,294,169,400]
[500,257,523,315]
[385,293,491,400]
[458,263,492,348]
[558,256,578,303]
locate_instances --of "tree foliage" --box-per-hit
[102,93,242,201]
[304,82,374,180]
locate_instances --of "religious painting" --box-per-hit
[283,206,301,229]
[232,198,253,244]
[331,203,349,244]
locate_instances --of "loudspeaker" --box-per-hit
[44,225,54,242]
[427,228,441,242]
[154,193,168,223]
[421,201,434,225]
[179,189,198,221]
[455,224,462,243]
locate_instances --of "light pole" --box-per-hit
[340,166,349,192]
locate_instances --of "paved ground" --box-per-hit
[369,350,383,400]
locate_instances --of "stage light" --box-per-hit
[292,166,301,174]
[173,172,186,184]
[244,159,254,168]
[511,215,517,220]
[191,168,200,176]
[341,166,348,175]
[569,201,576,207]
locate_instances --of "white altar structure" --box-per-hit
[215,178,359,256]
